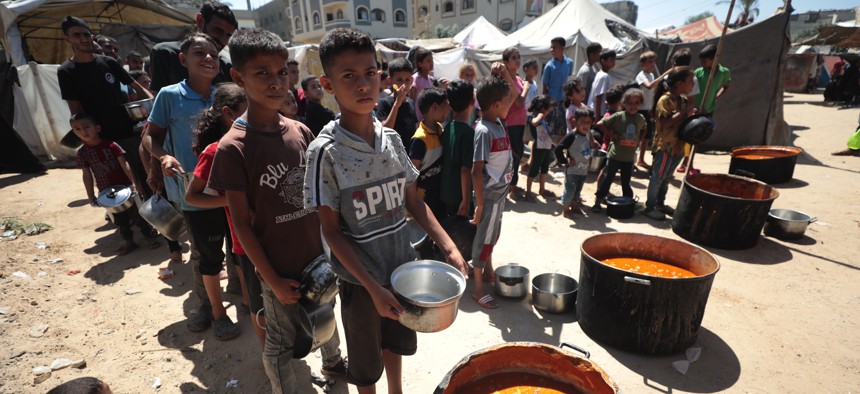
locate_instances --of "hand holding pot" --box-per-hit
[445,249,470,280]
[370,285,404,320]
[269,277,302,305]
[160,155,184,178]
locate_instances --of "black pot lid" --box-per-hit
[606,196,635,205]
[97,185,133,208]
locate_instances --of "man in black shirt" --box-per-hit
[376,58,418,143]
[149,1,237,92]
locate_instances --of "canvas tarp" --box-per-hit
[453,16,507,48]
[660,16,728,43]
[13,62,76,160]
[0,0,194,66]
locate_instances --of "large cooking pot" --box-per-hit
[589,149,608,173]
[123,98,154,122]
[672,173,779,249]
[764,208,816,240]
[96,185,137,214]
[138,194,187,241]
[605,196,637,219]
[728,145,803,184]
[293,300,336,359]
[391,260,466,333]
[299,254,338,305]
[434,342,618,394]
[678,114,714,145]
[494,264,529,299]
[578,233,720,354]
[531,271,578,314]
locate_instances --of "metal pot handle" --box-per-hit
[559,342,591,358]
[500,276,523,286]
[734,169,756,179]
[809,217,818,224]
[624,276,652,286]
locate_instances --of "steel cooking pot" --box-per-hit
[764,208,816,240]
[96,185,137,214]
[605,196,637,219]
[531,271,578,314]
[299,254,338,305]
[293,300,336,359]
[589,149,608,173]
[678,114,714,145]
[123,98,154,122]
[391,260,466,333]
[138,194,187,241]
[494,264,529,299]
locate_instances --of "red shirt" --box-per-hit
[76,140,130,190]
[195,142,245,255]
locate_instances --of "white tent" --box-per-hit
[453,16,507,48]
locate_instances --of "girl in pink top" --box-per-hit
[502,47,530,199]
[411,47,448,121]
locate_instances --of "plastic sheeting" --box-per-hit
[453,16,508,48]
[13,63,76,160]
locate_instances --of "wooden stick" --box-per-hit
[687,0,736,172]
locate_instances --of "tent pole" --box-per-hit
[687,0,735,172]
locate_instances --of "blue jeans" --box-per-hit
[646,151,684,211]
[562,173,587,205]
[595,159,633,200]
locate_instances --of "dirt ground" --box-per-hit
[1,93,858,394]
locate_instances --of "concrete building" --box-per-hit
[601,1,637,25]
[790,7,857,41]
[256,0,292,41]
[276,0,413,44]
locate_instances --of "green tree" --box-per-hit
[716,0,759,27]
[434,24,461,38]
[685,11,715,25]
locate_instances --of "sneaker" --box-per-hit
[212,315,241,341]
[645,209,666,221]
[590,203,602,213]
[656,205,675,215]
[187,304,213,332]
[322,357,348,378]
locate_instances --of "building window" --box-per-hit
[499,18,513,31]
[294,16,302,30]
[337,9,344,19]
[356,6,369,21]
[395,9,406,23]
[371,8,385,22]
[462,0,475,11]
[313,11,321,26]
[443,1,454,15]
[418,6,428,17]
[326,12,333,21]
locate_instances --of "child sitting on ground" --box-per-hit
[524,95,557,203]
[556,108,598,218]
[591,89,647,213]
[441,80,476,217]
[73,112,159,255]
[302,76,336,136]
[410,87,449,218]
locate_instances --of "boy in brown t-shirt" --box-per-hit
[207,29,345,393]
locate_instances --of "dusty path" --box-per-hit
[1,93,858,393]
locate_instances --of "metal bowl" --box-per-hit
[764,208,815,240]
[391,260,466,333]
[531,272,578,314]
[123,98,154,121]
[494,264,530,299]
[589,149,608,173]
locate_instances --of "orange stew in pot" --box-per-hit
[602,257,696,279]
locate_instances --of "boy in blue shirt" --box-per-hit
[542,36,574,138]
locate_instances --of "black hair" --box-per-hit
[599,49,617,60]
[180,32,220,54]
[562,78,583,107]
[621,88,644,105]
[227,28,288,70]
[61,16,89,35]
[47,377,105,394]
[671,48,692,66]
[287,59,299,67]
[418,87,448,115]
[318,28,375,74]
[699,44,717,60]
[126,50,143,59]
[95,35,115,44]
[200,1,238,29]
[502,47,519,62]
[605,85,624,105]
[523,59,538,70]
[550,37,566,47]
[387,58,413,75]
[666,66,694,89]
[193,83,246,155]
[144,58,152,74]
[380,71,389,81]
[413,47,433,73]
[527,94,554,114]
[69,112,98,125]
[574,107,594,120]
[301,76,317,91]
[476,76,510,111]
[586,42,603,55]
[128,70,148,81]
[446,80,475,113]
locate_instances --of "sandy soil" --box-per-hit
[1,93,858,394]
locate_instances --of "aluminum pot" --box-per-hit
[299,254,339,305]
[494,264,529,299]
[293,300,336,359]
[764,209,816,240]
[531,271,578,314]
[122,98,154,122]
[138,194,187,241]
[605,196,637,219]
[589,149,608,173]
[96,185,136,214]
[391,260,466,333]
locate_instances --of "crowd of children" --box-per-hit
[63,5,731,388]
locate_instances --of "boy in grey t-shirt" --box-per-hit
[556,108,597,218]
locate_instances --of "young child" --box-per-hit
[279,89,304,124]
[576,42,603,100]
[556,108,597,218]
[564,78,588,133]
[591,89,647,213]
[183,84,249,342]
[287,59,307,117]
[458,62,480,122]
[73,112,159,255]
[441,80,476,217]
[470,67,517,309]
[128,70,152,102]
[208,29,347,391]
[542,37,574,138]
[588,49,617,121]
[645,67,698,221]
[523,95,557,203]
[410,87,449,218]
[376,58,418,143]
[501,47,528,200]
[302,76,336,136]
[635,51,669,169]
[142,32,226,333]
[604,86,623,117]
[411,47,448,121]
[378,70,391,100]
[522,59,539,111]
[304,28,467,394]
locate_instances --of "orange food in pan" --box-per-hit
[602,257,696,278]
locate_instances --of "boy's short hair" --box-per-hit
[180,32,220,54]
[61,16,89,35]
[599,49,617,60]
[605,86,624,105]
[200,1,239,29]
[418,87,447,115]
[318,28,375,75]
[551,37,566,47]
[667,66,694,88]
[446,80,475,113]
[574,107,594,120]
[698,44,717,60]
[387,58,413,75]
[47,377,105,394]
[640,51,657,62]
[671,48,692,66]
[301,76,318,91]
[527,94,554,114]
[522,59,538,70]
[129,70,148,81]
[227,28,288,70]
[621,88,644,104]
[586,42,603,55]
[475,76,510,111]
[380,71,389,81]
[69,112,98,125]
[126,50,143,59]
[287,59,299,67]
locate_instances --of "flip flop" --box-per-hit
[471,293,498,309]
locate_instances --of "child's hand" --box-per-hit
[370,286,405,320]
[490,62,506,77]
[438,78,450,90]
[89,198,98,207]
[457,200,470,217]
[445,249,469,279]
[269,277,302,305]
[394,80,411,106]
[471,203,484,225]
[160,155,184,177]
